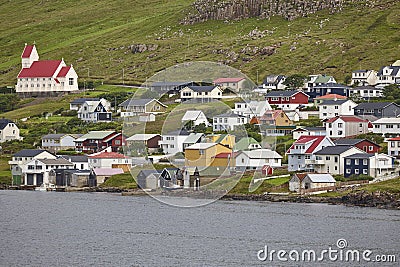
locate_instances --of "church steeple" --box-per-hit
[21,43,39,68]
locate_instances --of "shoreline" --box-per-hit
[2,185,400,210]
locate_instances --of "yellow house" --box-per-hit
[185,143,232,168]
[259,110,293,126]
[205,134,235,149]
[210,152,237,168]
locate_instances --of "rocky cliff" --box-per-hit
[182,0,348,24]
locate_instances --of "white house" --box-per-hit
[306,74,336,89]
[159,129,190,155]
[387,137,400,157]
[262,75,286,90]
[233,101,272,118]
[325,115,370,138]
[181,110,209,126]
[351,70,378,86]
[41,133,81,153]
[59,155,89,170]
[0,119,22,143]
[235,149,282,171]
[292,127,326,140]
[289,173,336,192]
[318,99,357,120]
[180,85,223,102]
[314,145,366,175]
[287,136,334,172]
[77,98,112,122]
[372,118,400,135]
[118,98,167,117]
[344,153,396,178]
[23,158,74,186]
[348,86,383,99]
[213,77,247,92]
[16,44,78,97]
[70,98,100,111]
[376,65,400,88]
[88,151,132,170]
[213,113,248,131]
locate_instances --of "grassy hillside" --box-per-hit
[0,0,399,87]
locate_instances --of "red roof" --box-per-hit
[18,60,62,78]
[213,77,245,84]
[315,94,347,100]
[326,115,367,123]
[388,137,400,141]
[21,45,34,58]
[213,152,238,158]
[89,152,128,159]
[288,136,327,153]
[294,173,308,181]
[57,66,71,77]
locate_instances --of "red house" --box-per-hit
[333,138,381,153]
[265,90,309,105]
[75,131,126,153]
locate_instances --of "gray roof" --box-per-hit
[214,113,245,118]
[378,66,400,76]
[320,99,349,105]
[0,119,14,130]
[70,98,99,104]
[138,170,161,177]
[39,158,74,165]
[334,138,380,147]
[265,90,304,97]
[119,98,155,107]
[358,115,379,122]
[14,149,49,157]
[183,133,204,144]
[355,102,396,110]
[165,129,190,136]
[186,86,218,92]
[305,174,336,183]
[345,153,374,159]
[314,145,355,155]
[59,155,88,163]
[151,81,193,87]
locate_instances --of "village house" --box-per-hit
[287,136,334,172]
[261,75,286,90]
[51,168,92,187]
[306,83,349,100]
[348,86,383,99]
[88,151,132,171]
[59,155,89,170]
[314,93,347,106]
[233,137,262,151]
[77,98,112,123]
[9,149,57,185]
[213,77,247,92]
[184,143,232,168]
[325,115,369,138]
[387,137,400,157]
[334,138,381,153]
[182,133,205,150]
[314,145,365,175]
[118,98,167,117]
[126,134,161,155]
[372,118,400,135]
[23,158,74,186]
[255,110,293,126]
[41,133,82,153]
[70,98,100,111]
[158,129,190,155]
[351,70,378,86]
[235,149,282,171]
[354,102,400,118]
[306,74,337,89]
[344,153,396,178]
[149,81,195,94]
[209,152,237,170]
[318,99,357,120]
[292,127,326,140]
[213,113,248,131]
[233,101,272,118]
[376,65,400,88]
[0,119,22,143]
[180,85,223,102]
[181,110,209,127]
[205,134,235,149]
[136,169,161,190]
[16,44,78,97]
[265,90,309,110]
[289,173,336,193]
[74,131,125,153]
[90,168,124,186]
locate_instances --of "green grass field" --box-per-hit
[0,0,399,87]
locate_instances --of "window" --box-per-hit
[199,149,205,155]
[355,169,359,174]
[355,159,359,165]
[334,166,338,171]
[326,156,331,160]
[298,156,301,159]
[386,125,394,129]
[363,169,368,175]
[338,123,343,128]
[323,113,327,117]
[346,159,351,165]
[369,146,373,151]
[334,157,338,163]
[115,140,121,145]
[338,130,343,136]
[346,169,351,174]
[28,165,34,170]
[334,106,338,109]
[363,159,368,165]
[305,155,311,159]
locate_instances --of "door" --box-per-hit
[36,174,43,186]
[27,174,34,185]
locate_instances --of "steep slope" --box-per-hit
[0,0,399,86]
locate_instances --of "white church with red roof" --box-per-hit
[16,44,79,97]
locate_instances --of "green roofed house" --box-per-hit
[234,137,262,151]
[307,74,336,89]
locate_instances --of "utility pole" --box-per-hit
[122,68,125,85]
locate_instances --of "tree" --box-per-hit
[283,74,307,89]
[383,84,400,100]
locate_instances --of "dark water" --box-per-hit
[0,190,399,267]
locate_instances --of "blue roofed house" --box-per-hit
[354,102,400,118]
[306,83,349,100]
[344,153,396,179]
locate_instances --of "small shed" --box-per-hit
[261,165,273,176]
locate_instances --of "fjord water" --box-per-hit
[0,191,399,266]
